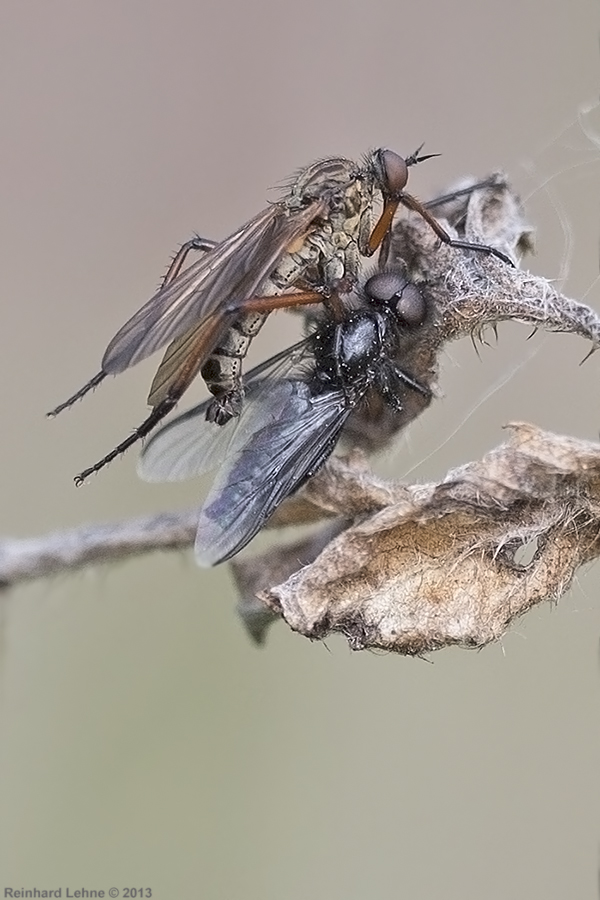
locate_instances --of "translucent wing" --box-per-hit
[193,381,354,565]
[138,337,314,483]
[102,200,326,374]
[138,334,362,566]
[145,312,232,408]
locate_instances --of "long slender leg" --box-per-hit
[377,179,507,268]
[74,402,179,486]
[379,364,432,414]
[423,178,499,211]
[161,236,217,284]
[74,288,328,483]
[241,289,326,313]
[400,192,514,266]
[47,235,218,417]
[47,372,108,418]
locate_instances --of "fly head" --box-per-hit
[371,149,409,200]
[363,271,427,328]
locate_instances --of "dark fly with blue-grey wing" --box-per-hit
[138,270,437,566]
[47,148,511,485]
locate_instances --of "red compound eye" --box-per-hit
[375,149,408,197]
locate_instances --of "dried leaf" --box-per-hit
[258,424,600,654]
[231,520,349,643]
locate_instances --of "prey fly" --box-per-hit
[138,270,433,566]
[48,149,511,484]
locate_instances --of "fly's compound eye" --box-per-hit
[395,282,426,326]
[364,272,426,326]
[375,148,408,197]
[364,271,408,302]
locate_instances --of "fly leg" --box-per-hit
[47,235,218,417]
[365,188,513,267]
[73,400,179,486]
[376,178,506,268]
[399,192,514,267]
[74,289,326,482]
[160,236,217,285]
[378,363,431,413]
[423,177,501,211]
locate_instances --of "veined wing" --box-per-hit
[193,380,355,566]
[139,329,369,565]
[102,199,326,375]
[145,311,232,408]
[138,337,313,483]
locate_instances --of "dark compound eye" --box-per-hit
[395,282,426,326]
[364,272,426,326]
[364,271,408,302]
[375,149,408,196]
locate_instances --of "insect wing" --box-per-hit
[137,397,236,483]
[145,312,232,408]
[194,381,353,566]
[102,200,326,375]
[138,337,314,483]
[102,206,275,373]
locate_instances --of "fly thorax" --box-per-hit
[325,228,353,252]
[334,182,376,259]
[327,181,371,238]
[288,157,358,203]
[340,211,363,239]
[282,228,347,290]
[270,239,322,291]
[342,178,372,217]
[313,313,382,389]
[321,251,346,286]
[304,227,334,257]
[337,315,382,379]
[305,225,361,289]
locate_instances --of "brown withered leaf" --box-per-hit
[231,520,350,644]
[253,424,600,654]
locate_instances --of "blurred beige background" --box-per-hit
[1,0,600,897]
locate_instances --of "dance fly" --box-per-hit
[49,150,511,484]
